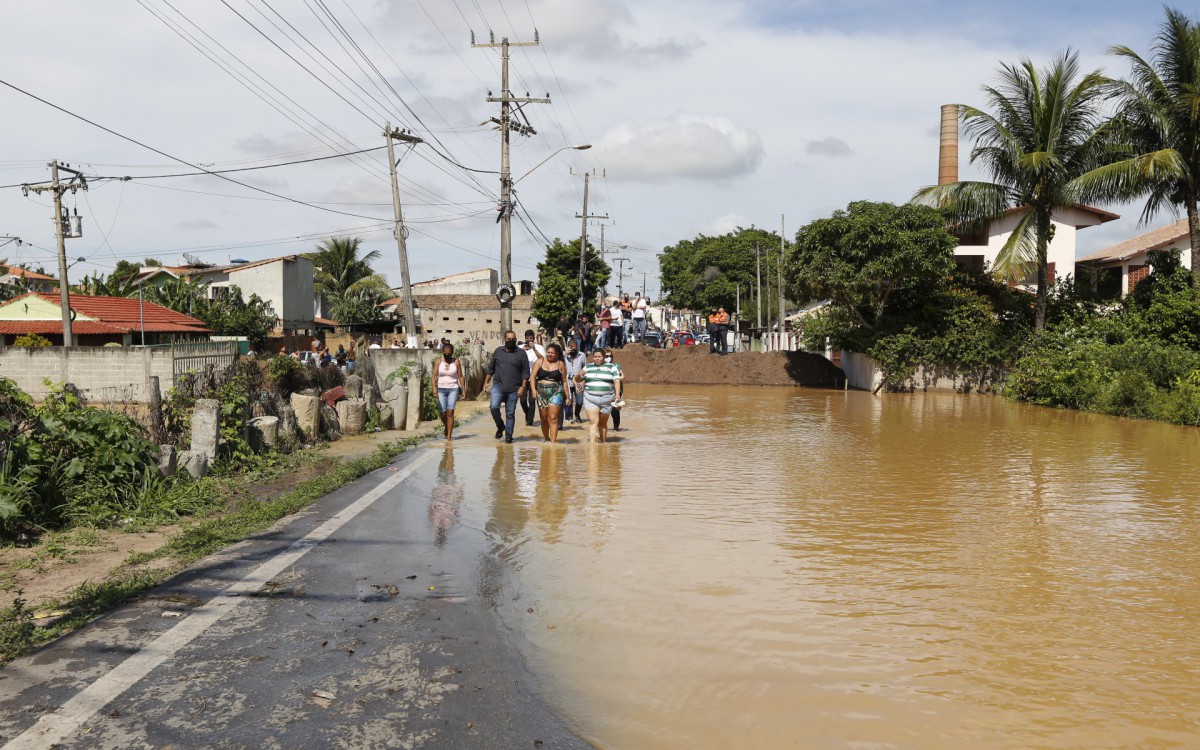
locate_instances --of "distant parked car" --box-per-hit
[672,331,696,347]
[639,331,665,348]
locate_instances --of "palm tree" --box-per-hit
[147,275,210,316]
[913,51,1113,329]
[309,236,391,323]
[1070,8,1200,285]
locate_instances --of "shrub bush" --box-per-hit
[11,334,51,347]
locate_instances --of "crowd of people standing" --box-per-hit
[554,292,649,354]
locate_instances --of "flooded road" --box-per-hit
[444,384,1200,749]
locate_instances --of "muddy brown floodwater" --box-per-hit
[446,384,1200,749]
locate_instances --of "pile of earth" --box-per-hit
[612,344,843,387]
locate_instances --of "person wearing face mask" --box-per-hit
[560,341,588,429]
[435,342,465,440]
[482,330,530,443]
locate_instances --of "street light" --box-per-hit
[514,144,591,184]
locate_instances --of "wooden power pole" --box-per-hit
[384,124,423,347]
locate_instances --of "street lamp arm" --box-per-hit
[514,144,591,184]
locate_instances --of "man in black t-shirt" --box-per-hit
[482,330,530,443]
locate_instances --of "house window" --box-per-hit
[956,254,985,274]
[211,286,232,300]
[954,223,989,246]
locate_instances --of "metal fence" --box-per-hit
[171,340,238,380]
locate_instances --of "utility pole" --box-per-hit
[735,283,741,352]
[638,270,651,298]
[755,243,762,329]
[473,31,549,335]
[24,161,85,348]
[778,214,786,333]
[574,171,608,314]
[613,257,630,298]
[384,123,424,347]
[597,222,607,304]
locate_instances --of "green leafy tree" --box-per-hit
[789,201,959,348]
[531,238,609,326]
[1072,9,1200,285]
[659,227,783,314]
[197,285,276,352]
[913,51,1114,329]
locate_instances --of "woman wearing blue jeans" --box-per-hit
[435,342,466,440]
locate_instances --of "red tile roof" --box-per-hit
[0,321,126,335]
[0,293,209,334]
[1077,218,1190,264]
[35,293,207,329]
[0,265,57,282]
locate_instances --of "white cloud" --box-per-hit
[596,114,763,183]
[805,136,852,157]
[695,213,752,236]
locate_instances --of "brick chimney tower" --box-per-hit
[938,104,959,185]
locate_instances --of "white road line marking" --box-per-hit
[3,450,436,750]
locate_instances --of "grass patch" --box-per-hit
[0,431,439,666]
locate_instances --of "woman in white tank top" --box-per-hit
[436,342,465,440]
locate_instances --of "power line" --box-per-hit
[138,0,395,192]
[83,146,387,181]
[0,76,391,222]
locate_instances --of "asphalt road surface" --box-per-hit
[0,444,589,749]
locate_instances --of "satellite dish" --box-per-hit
[183,252,203,266]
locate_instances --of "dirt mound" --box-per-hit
[612,344,843,387]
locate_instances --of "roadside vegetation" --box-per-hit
[783,9,1200,425]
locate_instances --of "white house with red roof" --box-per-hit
[0,292,209,346]
[1076,218,1193,297]
[0,265,58,295]
[951,204,1121,286]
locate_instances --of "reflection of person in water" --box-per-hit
[428,446,463,545]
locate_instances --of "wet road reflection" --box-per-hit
[440,384,1200,749]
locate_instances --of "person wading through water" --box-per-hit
[561,340,587,428]
[519,329,546,427]
[576,347,623,443]
[482,330,530,444]
[530,342,570,443]
[435,342,465,440]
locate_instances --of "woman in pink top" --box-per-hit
[435,342,465,440]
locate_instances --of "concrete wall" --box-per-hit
[365,346,487,401]
[0,346,175,402]
[203,257,314,332]
[839,350,1003,394]
[418,306,537,347]
[412,269,497,296]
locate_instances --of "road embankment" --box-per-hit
[614,344,843,387]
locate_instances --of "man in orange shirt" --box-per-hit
[715,307,731,355]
